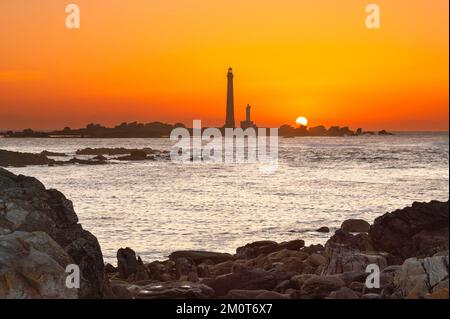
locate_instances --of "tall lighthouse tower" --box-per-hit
[225,67,235,128]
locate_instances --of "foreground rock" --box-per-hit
[369,201,449,259]
[0,168,107,298]
[105,198,448,299]
[394,255,449,299]
[2,168,447,300]
[0,231,77,299]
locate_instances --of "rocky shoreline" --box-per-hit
[0,168,448,299]
[0,148,170,167]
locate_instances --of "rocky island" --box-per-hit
[1,121,393,138]
[0,148,171,167]
[0,168,447,299]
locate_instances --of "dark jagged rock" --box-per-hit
[369,200,449,259]
[0,168,107,298]
[117,247,139,279]
[116,247,149,281]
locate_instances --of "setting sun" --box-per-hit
[296,116,308,127]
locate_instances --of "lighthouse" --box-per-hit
[224,67,235,128]
[240,104,256,129]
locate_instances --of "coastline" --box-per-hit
[1,168,448,299]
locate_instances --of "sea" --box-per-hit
[1,132,448,263]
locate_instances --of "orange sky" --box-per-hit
[0,0,448,131]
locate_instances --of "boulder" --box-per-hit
[117,247,139,279]
[341,219,370,233]
[236,240,304,259]
[290,274,315,289]
[327,230,374,251]
[0,168,107,298]
[316,227,330,233]
[369,200,449,259]
[301,275,345,298]
[322,244,388,276]
[267,249,309,263]
[334,271,367,286]
[306,254,327,267]
[394,255,449,299]
[169,250,233,265]
[274,257,306,273]
[117,247,149,281]
[201,268,293,297]
[206,260,235,277]
[0,231,77,299]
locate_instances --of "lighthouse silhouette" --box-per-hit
[224,67,235,128]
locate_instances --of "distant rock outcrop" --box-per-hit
[0,149,55,167]
[0,168,107,298]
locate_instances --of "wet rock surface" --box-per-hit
[0,168,107,298]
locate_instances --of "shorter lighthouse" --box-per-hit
[240,104,256,129]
